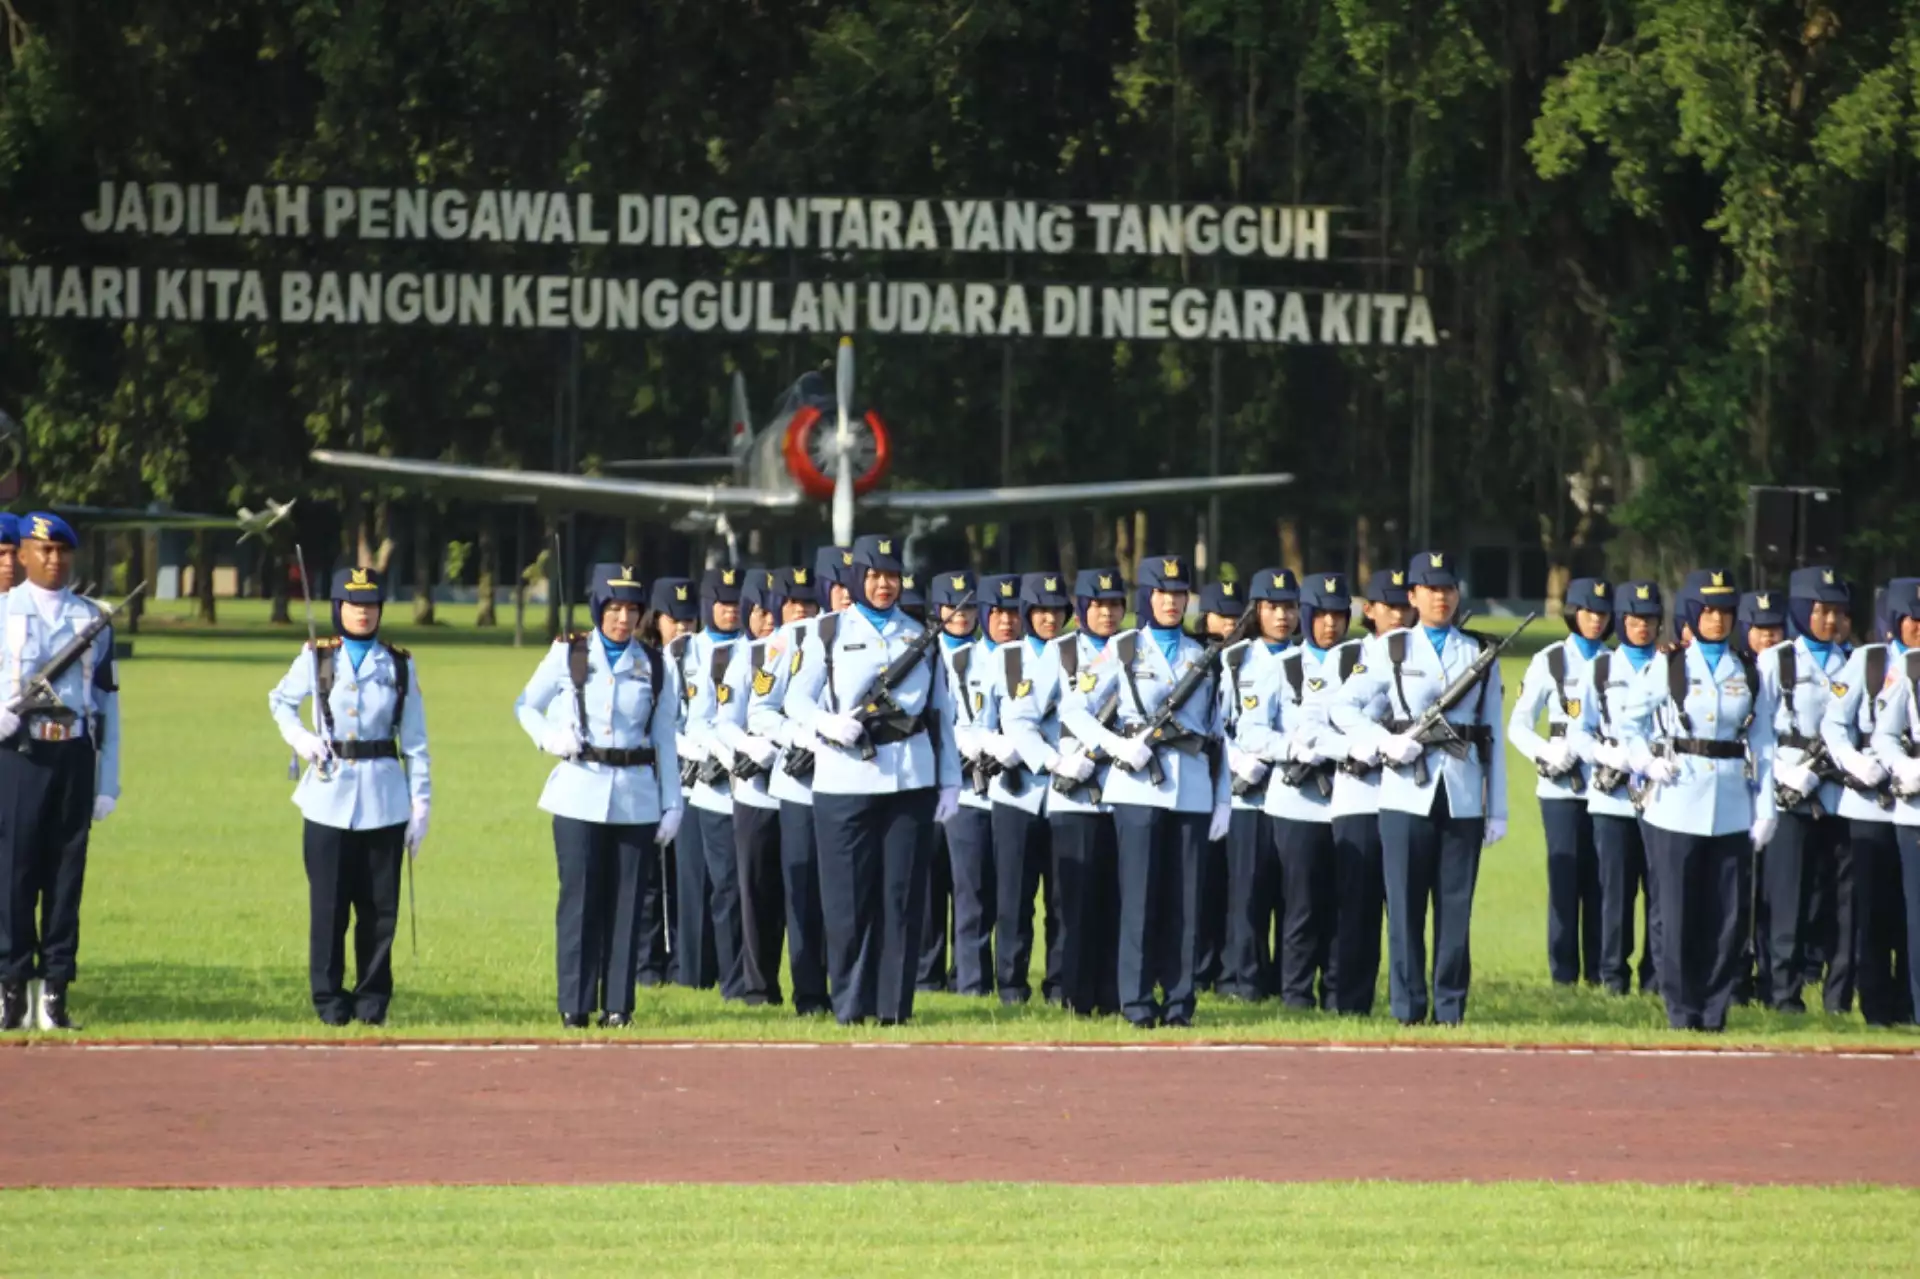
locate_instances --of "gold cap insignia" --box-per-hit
[1595,582,1607,596]
[1044,577,1059,593]
[950,575,967,591]
[841,551,854,566]
[1098,574,1114,590]
[877,539,893,555]
[721,569,738,586]
[1823,569,1835,585]
[1161,559,1180,577]
[30,516,52,540]
[1710,571,1726,587]
[346,568,378,592]
[1391,572,1405,586]
[609,565,640,588]
[1324,577,1338,592]
[1757,593,1771,610]
[793,568,809,585]
[1222,583,1236,598]
[675,585,689,602]
[1429,552,1445,568]
[1000,580,1015,598]
[1273,573,1287,588]
[1636,585,1651,600]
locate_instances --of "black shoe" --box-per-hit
[600,1012,632,1028]
[1772,997,1807,1015]
[37,983,79,1031]
[1,982,28,1031]
[560,1013,590,1029]
[794,1002,831,1018]
[356,1007,388,1026]
[1162,1013,1193,1029]
[318,1008,352,1027]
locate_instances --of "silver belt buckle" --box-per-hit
[29,720,75,742]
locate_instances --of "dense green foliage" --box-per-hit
[4,2,1920,588]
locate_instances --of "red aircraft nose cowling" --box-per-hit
[782,405,891,500]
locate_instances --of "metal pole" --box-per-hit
[1208,343,1222,576]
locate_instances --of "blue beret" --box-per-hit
[1565,578,1611,616]
[1614,580,1663,617]
[1882,578,1920,627]
[329,566,385,604]
[1682,568,1738,604]
[1198,581,1245,617]
[930,570,976,609]
[702,565,745,605]
[1137,554,1192,593]
[776,565,817,605]
[1788,565,1849,605]
[1248,567,1299,603]
[1407,550,1457,589]
[649,576,697,620]
[813,546,852,591]
[740,568,778,614]
[851,533,905,574]
[21,511,76,548]
[589,562,647,610]
[981,574,1023,609]
[1738,590,1785,628]
[1301,571,1351,613]
[1021,572,1070,611]
[1074,567,1127,601]
[0,513,16,546]
[1365,568,1410,606]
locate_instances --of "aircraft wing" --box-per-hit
[859,472,1294,518]
[47,505,242,531]
[310,450,806,519]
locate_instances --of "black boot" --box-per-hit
[599,1012,631,1028]
[37,982,79,1031]
[0,982,26,1031]
[560,1012,590,1028]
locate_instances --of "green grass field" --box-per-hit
[1,1183,1915,1276]
[33,598,1917,1047]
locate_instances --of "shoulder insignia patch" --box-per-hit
[385,643,412,660]
[1830,683,1849,699]
[1014,679,1032,699]
[716,684,732,704]
[1077,670,1097,694]
[972,691,985,714]
[1350,663,1365,675]
[684,682,698,703]
[1567,698,1582,718]
[752,668,775,697]
[790,650,804,676]
[1307,678,1326,693]
[1242,694,1259,710]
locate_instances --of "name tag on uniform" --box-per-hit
[1402,669,1429,678]
[844,643,869,652]
[1722,680,1748,695]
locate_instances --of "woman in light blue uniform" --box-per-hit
[1865,580,1920,1026]
[785,533,960,1025]
[514,564,680,1027]
[1624,568,1777,1032]
[680,566,749,1000]
[268,567,431,1027]
[745,558,834,1016]
[651,576,712,990]
[1061,555,1229,1029]
[1569,580,1664,995]
[928,570,996,996]
[716,570,790,1006]
[1508,577,1610,987]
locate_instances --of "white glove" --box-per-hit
[1207,802,1231,842]
[1750,815,1778,850]
[1287,736,1320,765]
[1483,816,1507,846]
[989,734,1024,767]
[933,786,961,823]
[1540,740,1575,772]
[815,712,866,748]
[92,794,116,823]
[289,729,330,764]
[1051,751,1095,783]
[655,806,684,846]
[1773,759,1818,797]
[1381,733,1424,766]
[741,736,781,770]
[0,709,18,740]
[675,734,707,763]
[1347,739,1380,766]
[1890,756,1920,793]
[540,727,581,759]
[1115,737,1155,771]
[1643,756,1680,785]
[1838,747,1888,789]
[1593,741,1631,773]
[1230,753,1269,787]
[405,800,430,855]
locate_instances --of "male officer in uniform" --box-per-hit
[928,570,990,995]
[1332,551,1507,1026]
[1509,578,1610,987]
[1624,568,1776,1032]
[1243,573,1348,1008]
[1003,568,1124,1016]
[0,513,123,1031]
[268,564,431,1027]
[0,514,19,593]
[785,533,960,1026]
[650,575,707,989]
[679,566,748,999]
[1061,554,1229,1028]
[1570,580,1665,994]
[714,570,790,1006]
[1216,568,1299,1001]
[1755,569,1852,1013]
[746,558,837,1016]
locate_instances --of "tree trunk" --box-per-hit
[1354,513,1373,584]
[1544,561,1571,616]
[623,516,642,567]
[476,521,498,628]
[1129,509,1148,585]
[1278,516,1303,578]
[411,504,435,625]
[1052,511,1079,583]
[193,529,217,624]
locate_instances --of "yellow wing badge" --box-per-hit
[1076,670,1097,694]
[716,684,732,705]
[752,668,776,697]
[1242,694,1259,710]
[1567,698,1582,718]
[790,650,804,676]
[1014,679,1032,699]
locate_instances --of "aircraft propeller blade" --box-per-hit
[832,336,856,545]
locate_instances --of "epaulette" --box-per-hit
[561,631,591,647]
[385,642,412,660]
[313,636,342,652]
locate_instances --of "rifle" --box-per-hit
[787,593,972,773]
[1780,736,1893,816]
[1276,752,1335,799]
[1536,748,1587,795]
[8,580,148,723]
[550,530,587,758]
[1390,612,1537,786]
[1590,746,1630,798]
[289,547,334,782]
[1051,681,1123,803]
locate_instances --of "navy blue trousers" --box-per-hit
[638,835,673,986]
[1272,816,1335,1009]
[1759,812,1838,1010]
[1540,797,1601,985]
[1196,828,1229,991]
[1592,812,1655,994]
[1378,789,1483,1025]
[1112,804,1206,1026]
[779,800,829,1015]
[995,804,1060,1003]
[1892,826,1920,1027]
[733,803,784,1006]
[298,820,404,1023]
[0,740,96,989]
[813,788,936,1025]
[938,806,994,996]
[1649,826,1747,1031]
[1849,821,1910,1027]
[1329,813,1384,1014]
[552,815,656,1018]
[694,808,745,999]
[1049,811,1118,1016]
[1218,806,1277,1001]
[672,808,718,990]
[917,818,955,992]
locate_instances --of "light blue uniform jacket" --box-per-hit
[3,587,122,802]
[512,636,679,825]
[1243,644,1338,824]
[1756,637,1845,819]
[269,640,429,830]
[1824,643,1901,825]
[784,606,960,796]
[1621,644,1775,838]
[1001,632,1110,817]
[745,617,820,807]
[714,636,781,812]
[1507,638,1597,801]
[1058,628,1227,815]
[682,630,743,817]
[1566,646,1653,820]
[1219,639,1283,814]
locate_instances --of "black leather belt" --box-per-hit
[865,721,928,748]
[1548,724,1568,739]
[1671,738,1745,760]
[330,740,398,760]
[1779,732,1816,751]
[1385,720,1494,747]
[580,746,656,767]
